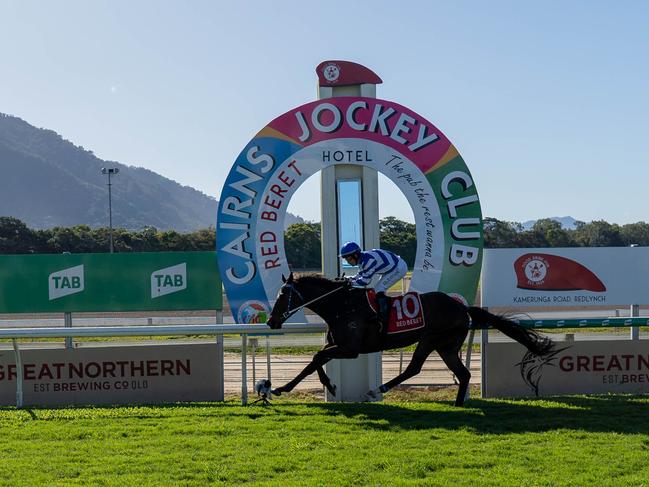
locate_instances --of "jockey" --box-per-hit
[339,241,408,327]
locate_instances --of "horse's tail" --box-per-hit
[467,307,554,356]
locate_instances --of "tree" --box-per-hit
[46,226,80,253]
[189,227,216,250]
[572,220,623,247]
[284,223,321,269]
[620,222,649,247]
[127,226,161,252]
[379,216,416,266]
[483,217,521,248]
[529,219,574,247]
[0,216,39,253]
[157,230,189,251]
[71,225,100,252]
[1,216,647,256]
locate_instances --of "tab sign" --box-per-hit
[151,263,187,298]
[49,265,85,300]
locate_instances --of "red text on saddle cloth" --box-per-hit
[366,290,425,334]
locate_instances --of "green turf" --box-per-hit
[1,391,648,486]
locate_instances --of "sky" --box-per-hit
[1,1,648,225]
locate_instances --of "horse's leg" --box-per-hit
[367,339,435,398]
[315,365,337,396]
[272,345,359,397]
[314,343,338,394]
[438,348,471,407]
[272,354,326,396]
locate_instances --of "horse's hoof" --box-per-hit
[271,388,282,396]
[365,388,379,401]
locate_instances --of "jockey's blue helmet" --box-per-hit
[340,241,361,258]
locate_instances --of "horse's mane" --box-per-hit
[295,272,334,284]
[294,273,338,287]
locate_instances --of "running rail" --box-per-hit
[0,323,325,339]
[4,318,646,407]
[468,317,649,329]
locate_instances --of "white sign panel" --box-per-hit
[484,340,649,398]
[481,247,649,307]
[48,265,85,300]
[151,263,187,298]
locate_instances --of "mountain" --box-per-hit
[0,113,303,231]
[521,216,580,231]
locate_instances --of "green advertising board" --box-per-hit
[0,252,222,313]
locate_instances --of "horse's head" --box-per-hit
[266,272,303,330]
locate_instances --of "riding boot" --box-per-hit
[376,291,389,330]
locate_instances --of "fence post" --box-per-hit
[481,328,489,398]
[12,339,23,408]
[64,312,73,349]
[480,307,489,399]
[266,336,272,382]
[216,333,224,402]
[630,304,640,340]
[250,338,258,388]
[241,334,248,405]
[464,329,475,401]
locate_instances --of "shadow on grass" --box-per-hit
[274,394,649,436]
[4,394,649,437]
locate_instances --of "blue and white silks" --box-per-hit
[350,249,408,293]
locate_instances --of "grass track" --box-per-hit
[1,390,648,486]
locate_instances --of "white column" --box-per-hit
[319,81,382,402]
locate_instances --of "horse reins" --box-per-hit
[280,283,347,322]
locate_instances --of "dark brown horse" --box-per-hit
[266,273,554,406]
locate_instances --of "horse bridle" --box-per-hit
[279,282,347,323]
[280,283,305,322]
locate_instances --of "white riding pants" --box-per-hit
[374,259,408,293]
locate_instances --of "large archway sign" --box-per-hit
[217,97,483,323]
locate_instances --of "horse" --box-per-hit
[266,273,555,406]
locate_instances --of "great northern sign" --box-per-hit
[0,343,223,406]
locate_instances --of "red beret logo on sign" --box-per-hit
[522,255,549,287]
[322,63,340,83]
[515,253,606,292]
[316,60,383,87]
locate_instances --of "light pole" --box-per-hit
[101,167,119,253]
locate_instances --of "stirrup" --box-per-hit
[376,313,386,333]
